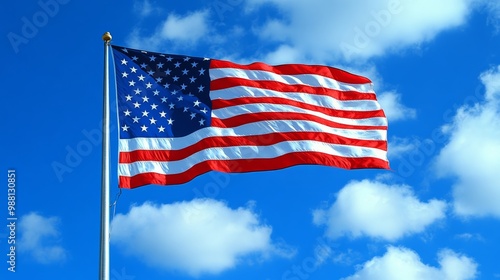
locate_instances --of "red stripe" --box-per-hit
[210,59,372,84]
[212,97,385,119]
[119,132,388,163]
[119,151,390,189]
[210,112,387,130]
[210,77,376,101]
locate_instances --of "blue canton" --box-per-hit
[111,45,212,139]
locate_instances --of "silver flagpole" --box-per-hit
[99,31,112,280]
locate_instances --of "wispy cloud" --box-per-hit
[483,1,500,32]
[127,10,211,51]
[18,213,67,264]
[388,137,419,159]
[378,91,417,122]
[247,0,474,62]
[133,0,158,17]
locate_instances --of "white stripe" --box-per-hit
[119,120,386,152]
[212,103,386,127]
[209,68,374,93]
[118,140,387,177]
[211,86,381,111]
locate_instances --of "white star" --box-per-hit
[134,88,142,95]
[191,62,198,68]
[146,82,153,89]
[199,69,206,75]
[158,126,165,132]
[121,124,129,131]
[177,96,184,101]
[184,57,190,62]
[165,69,171,75]
[151,104,158,110]
[129,80,136,86]
[142,110,149,117]
[174,62,181,68]
[182,69,189,75]
[167,118,174,125]
[124,109,131,116]
[193,100,201,107]
[156,77,163,83]
[166,57,173,62]
[133,102,141,108]
[203,57,210,61]
[172,76,179,82]
[189,77,196,83]
[159,111,167,118]
[153,90,160,95]
[125,95,133,101]
[201,108,208,114]
[169,103,175,109]
[181,84,187,90]
[121,72,128,78]
[149,55,156,61]
[190,113,196,119]
[141,125,148,131]
[171,90,178,95]
[122,48,128,53]
[130,67,137,73]
[131,56,138,61]
[140,63,147,69]
[199,119,205,126]
[164,83,170,89]
[138,75,145,81]
[198,85,205,92]
[149,117,157,124]
[147,70,154,75]
[161,97,168,103]
[132,116,140,123]
[157,62,164,68]
[121,59,128,65]
[142,96,149,102]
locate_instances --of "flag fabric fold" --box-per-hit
[110,45,389,189]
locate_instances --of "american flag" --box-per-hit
[111,45,389,189]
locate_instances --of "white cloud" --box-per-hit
[387,137,418,159]
[483,1,500,32]
[481,65,500,101]
[313,180,446,241]
[127,10,210,50]
[378,91,416,122]
[133,0,157,17]
[18,213,67,264]
[313,240,333,267]
[455,233,484,242]
[160,11,209,43]
[434,66,500,218]
[343,247,477,280]
[248,0,475,61]
[111,199,291,276]
[262,44,307,65]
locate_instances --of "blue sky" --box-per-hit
[2,0,500,279]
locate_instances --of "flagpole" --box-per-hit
[99,31,112,280]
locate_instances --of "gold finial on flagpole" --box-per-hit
[102,32,112,43]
